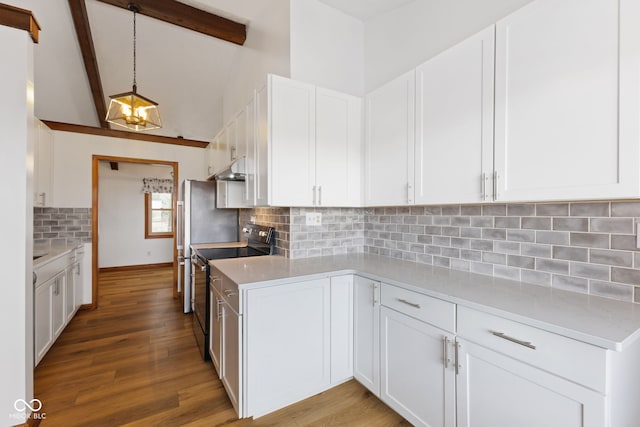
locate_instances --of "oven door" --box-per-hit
[191,254,208,334]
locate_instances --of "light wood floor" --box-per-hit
[34,266,409,426]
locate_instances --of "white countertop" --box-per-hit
[210,253,640,351]
[33,243,82,268]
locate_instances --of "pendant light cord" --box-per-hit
[130,3,138,92]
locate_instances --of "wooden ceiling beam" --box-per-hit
[42,120,210,149]
[0,3,41,43]
[94,0,246,45]
[68,0,109,128]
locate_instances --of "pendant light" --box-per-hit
[105,3,161,131]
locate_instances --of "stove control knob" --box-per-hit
[242,227,249,233]
[259,231,267,237]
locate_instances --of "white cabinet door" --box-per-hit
[380,306,456,427]
[456,339,605,427]
[34,119,53,207]
[244,95,256,206]
[235,108,247,161]
[269,75,316,206]
[494,0,640,201]
[255,83,269,206]
[353,275,380,395]
[246,278,331,417]
[315,88,362,207]
[209,286,222,378]
[330,275,353,384]
[365,70,415,206]
[52,273,65,338]
[34,281,53,365]
[221,302,242,417]
[415,26,495,205]
[227,119,237,163]
[65,265,76,322]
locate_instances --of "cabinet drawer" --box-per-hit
[381,284,455,332]
[457,306,607,393]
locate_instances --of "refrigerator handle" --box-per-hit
[176,200,185,250]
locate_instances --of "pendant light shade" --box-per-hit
[106,3,161,131]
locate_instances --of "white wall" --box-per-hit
[51,131,207,208]
[222,0,291,123]
[364,0,534,91]
[290,0,365,96]
[98,162,174,268]
[0,25,34,426]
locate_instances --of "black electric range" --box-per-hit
[191,224,275,360]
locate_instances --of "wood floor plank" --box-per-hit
[35,266,407,426]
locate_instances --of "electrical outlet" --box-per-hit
[306,212,322,226]
[250,216,256,224]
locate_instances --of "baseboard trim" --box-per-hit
[99,262,173,273]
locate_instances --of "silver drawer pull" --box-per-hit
[490,331,536,350]
[397,298,421,309]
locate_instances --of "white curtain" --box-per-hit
[142,178,174,194]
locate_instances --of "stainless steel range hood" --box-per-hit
[208,156,246,181]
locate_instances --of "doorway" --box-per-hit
[91,155,179,309]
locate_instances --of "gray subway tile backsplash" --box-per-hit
[243,201,640,304]
[34,207,92,250]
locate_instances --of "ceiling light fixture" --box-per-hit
[105,3,161,131]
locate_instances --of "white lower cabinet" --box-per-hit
[380,307,456,427]
[245,277,331,417]
[242,275,353,418]
[221,298,242,415]
[34,275,54,364]
[378,284,456,427]
[208,286,222,378]
[455,339,604,427]
[456,306,607,427]
[353,276,380,394]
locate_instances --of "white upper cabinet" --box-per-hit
[415,26,495,205]
[365,70,415,206]
[315,88,362,207]
[34,118,54,207]
[255,83,269,207]
[268,75,363,207]
[269,75,316,206]
[494,0,640,201]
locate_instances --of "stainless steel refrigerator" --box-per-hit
[177,179,238,313]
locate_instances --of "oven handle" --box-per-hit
[191,254,208,271]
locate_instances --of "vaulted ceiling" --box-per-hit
[13,0,415,143]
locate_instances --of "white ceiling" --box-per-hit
[317,0,415,21]
[17,0,413,142]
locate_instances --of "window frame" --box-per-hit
[144,192,174,239]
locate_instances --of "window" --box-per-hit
[145,192,173,238]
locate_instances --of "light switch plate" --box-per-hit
[306,212,322,226]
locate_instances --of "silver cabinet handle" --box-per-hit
[372,282,379,305]
[493,171,499,200]
[312,185,317,206]
[397,298,420,309]
[443,336,450,369]
[490,330,536,350]
[216,299,223,320]
[455,340,461,375]
[407,183,413,204]
[481,173,490,201]
[318,186,322,206]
